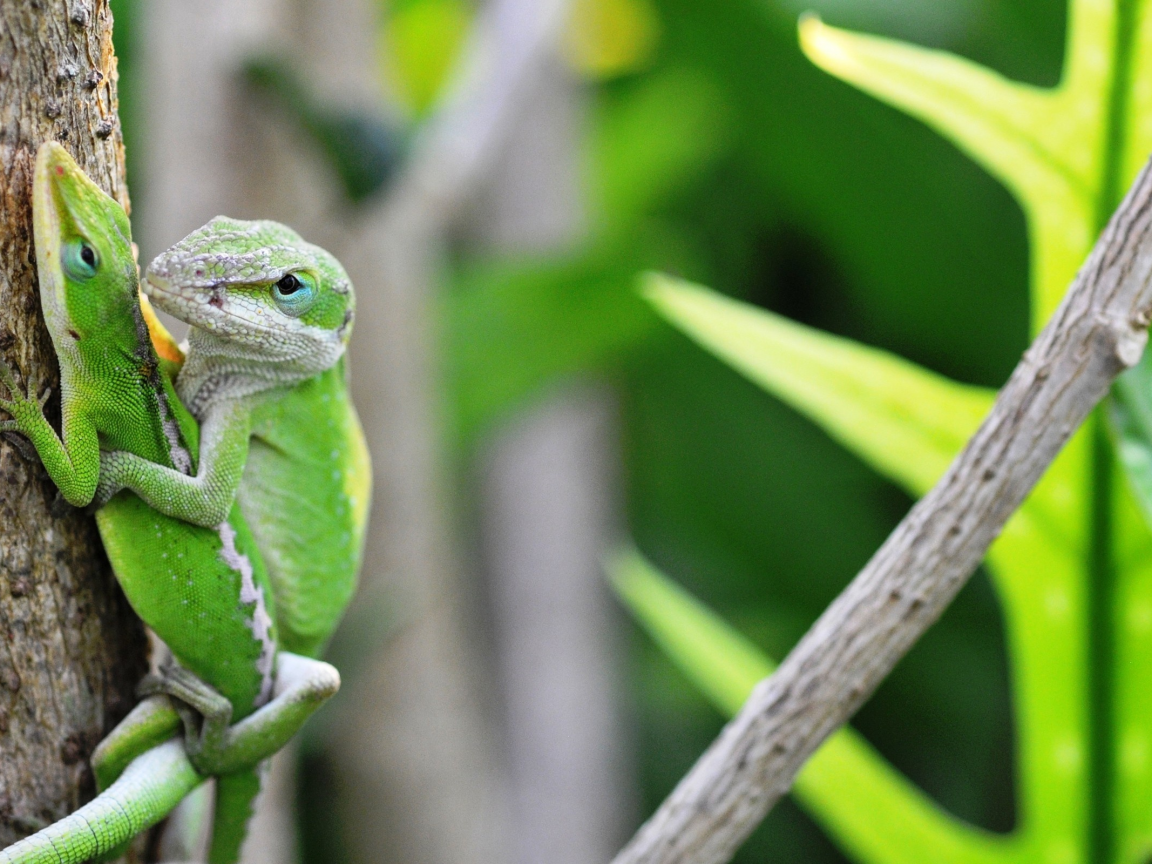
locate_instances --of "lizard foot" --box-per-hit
[139,664,234,773]
[91,450,132,510]
[0,356,51,429]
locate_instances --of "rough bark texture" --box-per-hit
[612,156,1152,864]
[0,0,148,847]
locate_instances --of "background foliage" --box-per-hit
[106,0,1081,861]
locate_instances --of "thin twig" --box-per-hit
[611,158,1152,864]
[380,0,571,233]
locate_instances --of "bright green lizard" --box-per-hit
[96,215,371,661]
[97,215,370,857]
[0,143,341,864]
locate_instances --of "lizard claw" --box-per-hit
[139,664,235,771]
[0,357,50,434]
[24,361,51,406]
[1,429,41,464]
[0,357,19,397]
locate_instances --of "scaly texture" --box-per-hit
[100,215,370,659]
[2,157,346,863]
[0,741,200,864]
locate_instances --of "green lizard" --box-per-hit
[96,215,370,661]
[0,142,339,864]
[93,215,371,858]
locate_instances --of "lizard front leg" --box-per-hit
[0,356,99,506]
[95,398,250,525]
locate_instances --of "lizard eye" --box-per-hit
[62,239,99,280]
[271,272,316,316]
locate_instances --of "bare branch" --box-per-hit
[611,158,1152,864]
[380,0,571,234]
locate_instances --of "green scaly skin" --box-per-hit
[96,216,370,660]
[0,143,338,864]
[0,741,198,864]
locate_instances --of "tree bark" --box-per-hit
[0,0,147,848]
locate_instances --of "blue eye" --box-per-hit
[62,239,99,280]
[271,272,316,316]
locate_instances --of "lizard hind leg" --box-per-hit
[92,694,184,791]
[139,664,234,773]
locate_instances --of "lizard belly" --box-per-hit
[96,492,277,719]
[243,370,370,658]
[237,439,360,659]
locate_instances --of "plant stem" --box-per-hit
[1088,409,1115,864]
[1089,4,1136,856]
[1098,0,1137,228]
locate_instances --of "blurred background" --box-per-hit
[104,0,1065,861]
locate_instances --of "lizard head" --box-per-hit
[143,216,354,391]
[32,142,140,359]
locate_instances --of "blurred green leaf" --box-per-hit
[445,249,661,446]
[591,68,729,235]
[609,545,770,715]
[642,272,993,497]
[564,0,662,79]
[445,67,729,447]
[243,57,402,203]
[1111,355,1152,525]
[380,0,472,116]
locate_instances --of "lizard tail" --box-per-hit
[207,767,264,864]
[0,740,201,864]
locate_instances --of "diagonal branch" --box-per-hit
[610,156,1152,864]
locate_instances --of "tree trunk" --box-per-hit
[0,0,147,848]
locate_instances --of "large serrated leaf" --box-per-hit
[798,11,1107,328]
[642,272,993,498]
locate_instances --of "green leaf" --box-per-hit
[642,272,993,498]
[444,67,729,449]
[1112,354,1152,526]
[380,0,472,116]
[798,10,1109,329]
[643,268,1095,848]
[608,546,1016,864]
[564,0,661,80]
[444,252,661,447]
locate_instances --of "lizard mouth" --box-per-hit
[144,272,301,346]
[143,272,220,321]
